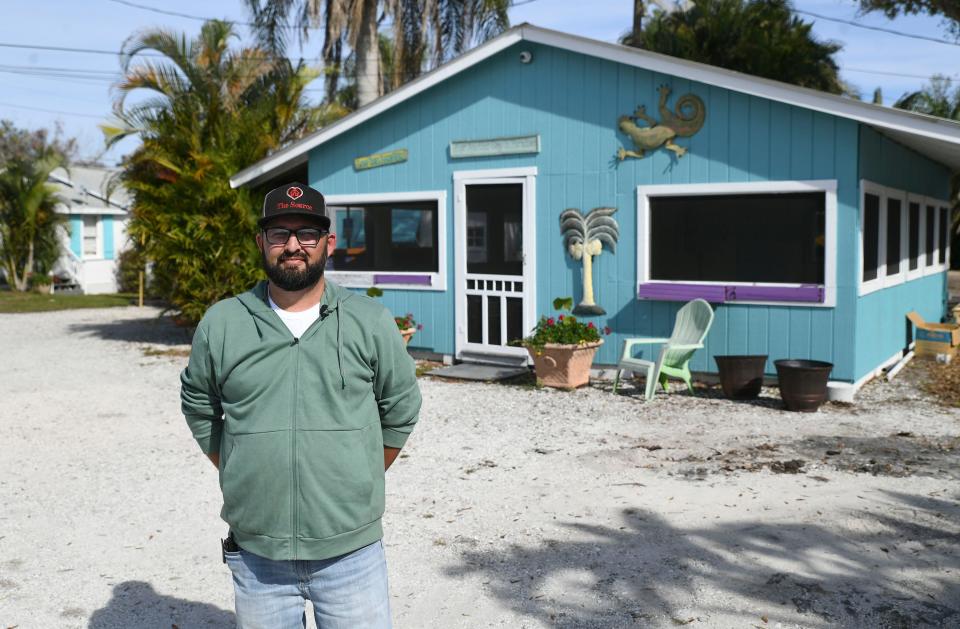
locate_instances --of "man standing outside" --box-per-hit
[181,183,421,628]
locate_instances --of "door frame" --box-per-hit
[453,167,537,362]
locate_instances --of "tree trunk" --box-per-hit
[4,255,23,292]
[581,251,595,306]
[18,240,35,292]
[633,0,644,41]
[355,0,380,107]
[322,0,342,105]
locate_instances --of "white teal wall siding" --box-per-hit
[310,42,883,380]
[854,127,952,381]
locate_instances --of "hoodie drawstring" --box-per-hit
[336,297,345,389]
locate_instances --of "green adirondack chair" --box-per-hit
[612,298,715,400]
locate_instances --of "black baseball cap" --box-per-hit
[259,182,330,230]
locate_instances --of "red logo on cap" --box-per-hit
[286,186,303,200]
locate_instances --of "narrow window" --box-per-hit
[908,202,920,271]
[886,197,901,276]
[863,193,880,282]
[926,205,936,266]
[939,206,948,265]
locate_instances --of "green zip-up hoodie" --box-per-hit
[180,280,421,561]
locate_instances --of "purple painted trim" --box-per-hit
[637,283,824,304]
[728,285,824,303]
[637,283,728,303]
[374,274,432,286]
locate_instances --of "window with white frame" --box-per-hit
[907,198,922,276]
[323,191,446,290]
[82,215,99,258]
[860,181,949,294]
[637,181,837,306]
[938,204,949,266]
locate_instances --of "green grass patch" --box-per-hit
[0,290,138,313]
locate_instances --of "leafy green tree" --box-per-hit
[102,20,342,323]
[624,0,846,95]
[857,0,960,38]
[0,122,73,291]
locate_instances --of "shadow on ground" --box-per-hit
[69,315,192,346]
[445,491,960,628]
[88,581,234,628]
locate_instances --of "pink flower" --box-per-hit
[546,317,555,326]
[603,326,612,335]
[587,322,595,329]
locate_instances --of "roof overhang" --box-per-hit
[231,23,960,189]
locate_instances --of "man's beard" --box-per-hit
[262,249,327,291]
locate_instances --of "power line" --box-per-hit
[105,0,260,26]
[794,8,960,47]
[846,67,960,81]
[0,101,106,119]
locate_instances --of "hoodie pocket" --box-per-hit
[298,422,385,540]
[219,431,291,538]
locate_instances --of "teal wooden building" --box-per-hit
[232,24,960,393]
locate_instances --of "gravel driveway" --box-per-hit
[1,306,958,628]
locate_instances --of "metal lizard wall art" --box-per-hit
[617,85,706,160]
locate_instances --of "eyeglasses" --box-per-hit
[263,227,328,248]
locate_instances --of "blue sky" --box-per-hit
[0,0,956,165]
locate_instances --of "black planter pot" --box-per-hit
[774,359,833,412]
[714,355,768,399]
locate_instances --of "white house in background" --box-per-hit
[49,166,131,294]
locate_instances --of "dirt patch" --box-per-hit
[919,357,960,407]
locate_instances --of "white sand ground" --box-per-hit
[1,306,958,629]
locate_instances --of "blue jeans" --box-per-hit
[225,540,392,629]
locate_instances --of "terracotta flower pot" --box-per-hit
[527,340,603,389]
[775,359,833,412]
[399,327,416,346]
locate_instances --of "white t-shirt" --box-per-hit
[268,294,321,339]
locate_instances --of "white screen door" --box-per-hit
[454,169,537,363]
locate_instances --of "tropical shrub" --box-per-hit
[0,123,73,291]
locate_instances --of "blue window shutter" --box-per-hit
[70,216,82,257]
[102,215,115,260]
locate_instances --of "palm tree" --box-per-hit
[245,0,510,107]
[0,145,68,291]
[560,207,620,315]
[625,0,846,95]
[894,75,960,119]
[102,20,339,322]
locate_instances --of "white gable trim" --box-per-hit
[231,24,960,189]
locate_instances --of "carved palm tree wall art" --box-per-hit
[560,207,620,315]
